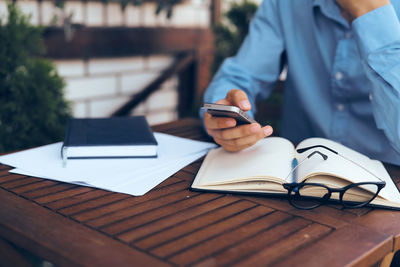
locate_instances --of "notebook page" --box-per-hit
[295,138,400,202]
[192,137,294,187]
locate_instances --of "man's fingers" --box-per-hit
[214,134,259,149]
[226,89,251,111]
[213,123,273,140]
[215,99,230,105]
[212,125,273,151]
[204,112,236,130]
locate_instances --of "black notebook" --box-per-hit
[61,116,158,160]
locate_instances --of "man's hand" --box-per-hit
[336,0,390,21]
[204,89,273,152]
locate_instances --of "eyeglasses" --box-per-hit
[282,145,386,210]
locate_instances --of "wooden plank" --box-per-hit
[0,169,12,177]
[12,180,58,194]
[0,188,172,267]
[154,176,185,188]
[274,224,393,267]
[58,192,130,216]
[151,205,274,259]
[22,183,77,199]
[172,170,197,182]
[229,224,332,267]
[86,188,199,227]
[0,173,27,184]
[1,177,42,189]
[45,189,112,210]
[0,164,12,171]
[181,161,202,175]
[244,195,355,229]
[76,181,191,223]
[101,193,222,236]
[177,58,196,117]
[123,197,247,244]
[210,0,222,25]
[159,125,206,138]
[171,210,296,266]
[34,186,93,204]
[354,209,400,251]
[151,118,203,134]
[0,236,33,267]
[44,27,213,59]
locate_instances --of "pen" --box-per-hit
[291,157,298,183]
[62,147,67,168]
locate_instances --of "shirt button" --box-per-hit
[345,32,352,39]
[335,72,343,80]
[337,104,344,111]
[369,94,373,101]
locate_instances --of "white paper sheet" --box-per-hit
[1,133,216,196]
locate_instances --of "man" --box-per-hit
[203,0,400,165]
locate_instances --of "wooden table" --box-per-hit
[1,119,400,267]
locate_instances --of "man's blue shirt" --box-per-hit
[204,0,400,165]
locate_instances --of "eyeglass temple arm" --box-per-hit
[297,145,338,155]
[307,151,328,160]
[298,145,385,183]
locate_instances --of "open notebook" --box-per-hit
[191,137,400,210]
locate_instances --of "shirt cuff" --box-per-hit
[352,4,400,58]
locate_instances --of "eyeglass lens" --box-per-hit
[341,184,380,207]
[289,183,380,209]
[289,185,330,209]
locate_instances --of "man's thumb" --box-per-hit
[226,89,251,111]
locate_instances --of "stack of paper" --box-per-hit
[0,133,216,196]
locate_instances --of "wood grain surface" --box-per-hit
[0,119,399,267]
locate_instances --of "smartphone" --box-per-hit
[202,103,257,124]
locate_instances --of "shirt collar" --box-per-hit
[313,0,349,28]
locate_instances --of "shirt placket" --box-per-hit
[330,33,352,141]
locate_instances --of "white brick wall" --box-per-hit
[88,57,145,75]
[65,75,118,100]
[40,1,55,25]
[3,0,212,125]
[121,72,160,95]
[145,55,174,71]
[124,4,140,27]
[146,111,177,125]
[17,1,39,25]
[89,96,130,117]
[0,1,7,22]
[106,3,123,26]
[65,2,85,24]
[4,0,211,28]
[55,60,86,77]
[86,1,103,26]
[147,87,179,111]
[54,55,179,125]
[71,101,88,118]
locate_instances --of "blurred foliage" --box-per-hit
[0,3,71,153]
[211,0,258,75]
[212,0,284,134]
[52,0,182,41]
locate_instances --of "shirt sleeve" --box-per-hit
[203,0,285,118]
[352,4,400,153]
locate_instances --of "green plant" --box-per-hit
[0,3,71,153]
[211,0,258,74]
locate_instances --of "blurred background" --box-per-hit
[1,0,286,153]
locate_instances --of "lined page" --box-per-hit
[296,138,400,203]
[192,137,295,188]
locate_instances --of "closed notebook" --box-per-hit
[61,116,157,159]
[191,137,400,210]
